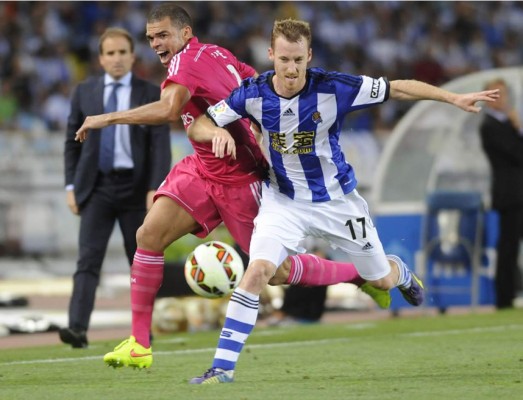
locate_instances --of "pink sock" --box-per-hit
[130,248,164,348]
[286,254,365,286]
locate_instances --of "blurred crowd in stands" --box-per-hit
[1,1,522,135]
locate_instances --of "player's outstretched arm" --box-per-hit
[189,115,236,159]
[390,79,499,113]
[74,83,190,142]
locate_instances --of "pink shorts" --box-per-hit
[154,155,262,254]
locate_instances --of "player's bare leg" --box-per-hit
[270,257,391,309]
[137,196,200,253]
[104,196,200,369]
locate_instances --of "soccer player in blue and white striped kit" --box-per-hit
[189,19,500,384]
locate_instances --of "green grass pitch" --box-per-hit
[1,309,522,400]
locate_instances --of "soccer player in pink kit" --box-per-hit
[74,4,388,369]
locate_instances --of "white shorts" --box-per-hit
[249,186,391,281]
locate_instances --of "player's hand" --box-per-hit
[455,89,500,113]
[249,123,269,161]
[75,115,109,142]
[212,129,236,159]
[250,123,263,146]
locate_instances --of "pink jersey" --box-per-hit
[161,37,267,186]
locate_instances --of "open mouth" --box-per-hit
[157,50,170,64]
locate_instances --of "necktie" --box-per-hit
[99,82,122,173]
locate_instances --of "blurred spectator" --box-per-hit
[268,285,328,326]
[41,81,71,132]
[0,80,17,130]
[1,1,523,136]
[412,42,447,86]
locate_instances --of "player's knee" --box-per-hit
[268,258,291,286]
[268,276,282,286]
[135,224,149,248]
[268,273,283,286]
[136,223,164,252]
[241,260,276,291]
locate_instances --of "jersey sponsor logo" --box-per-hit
[181,112,195,126]
[362,242,374,251]
[371,79,380,98]
[283,108,295,116]
[269,131,314,154]
[312,111,323,124]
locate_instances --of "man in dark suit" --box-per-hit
[60,27,171,347]
[479,78,523,309]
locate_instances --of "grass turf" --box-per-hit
[1,309,522,400]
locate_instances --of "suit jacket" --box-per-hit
[479,113,523,210]
[64,75,171,208]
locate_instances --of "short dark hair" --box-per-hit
[98,27,134,54]
[148,3,192,29]
[271,19,311,49]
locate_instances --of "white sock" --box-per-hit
[211,288,259,371]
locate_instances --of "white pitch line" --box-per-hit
[4,324,522,366]
[1,338,349,366]
[400,324,523,337]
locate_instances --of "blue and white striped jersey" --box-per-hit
[207,67,390,202]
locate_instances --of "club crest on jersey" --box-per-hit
[312,111,323,124]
